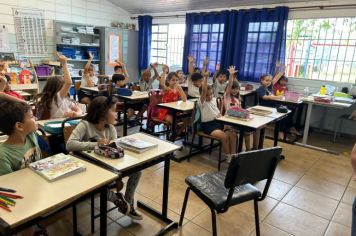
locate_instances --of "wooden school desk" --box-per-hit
[75,132,181,235]
[0,157,117,236]
[268,96,304,130]
[80,86,107,99]
[157,100,195,142]
[295,96,355,154]
[216,105,290,152]
[116,91,149,136]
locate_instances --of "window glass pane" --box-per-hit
[260,22,273,31]
[202,24,209,32]
[211,33,219,41]
[193,24,200,33]
[212,24,220,32]
[152,25,158,32]
[249,22,260,31]
[200,43,207,50]
[159,25,168,32]
[201,33,208,42]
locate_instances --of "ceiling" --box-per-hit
[108,0,328,15]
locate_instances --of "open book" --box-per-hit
[116,137,157,153]
[29,154,86,182]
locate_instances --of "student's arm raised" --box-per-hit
[57,52,72,98]
[212,63,220,84]
[272,64,286,85]
[176,84,187,102]
[225,66,238,97]
[187,55,194,77]
[200,71,210,104]
[201,57,209,75]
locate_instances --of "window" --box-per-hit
[190,23,224,72]
[244,22,279,79]
[286,17,356,83]
[150,24,185,71]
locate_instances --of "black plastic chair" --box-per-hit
[179,146,282,236]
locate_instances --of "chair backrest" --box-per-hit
[217,96,225,115]
[62,116,84,153]
[147,90,163,120]
[224,146,282,191]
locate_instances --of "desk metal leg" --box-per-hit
[100,186,108,236]
[237,130,244,152]
[137,157,178,235]
[302,103,312,145]
[170,111,177,142]
[273,120,285,159]
[259,128,265,149]
[295,103,338,154]
[123,101,128,136]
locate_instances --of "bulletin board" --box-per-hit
[108,33,120,65]
[12,8,47,57]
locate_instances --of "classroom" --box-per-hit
[0,0,355,235]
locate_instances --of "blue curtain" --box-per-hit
[221,7,289,82]
[182,11,228,74]
[138,15,152,72]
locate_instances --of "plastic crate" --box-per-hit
[57,46,76,59]
[35,65,52,76]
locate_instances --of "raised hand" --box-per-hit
[276,61,281,67]
[203,57,209,65]
[215,63,220,71]
[187,55,194,63]
[282,64,287,72]
[89,51,94,60]
[56,52,68,64]
[203,71,210,78]
[228,65,238,75]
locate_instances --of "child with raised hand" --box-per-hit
[212,63,228,97]
[139,62,159,91]
[187,56,203,98]
[78,52,99,104]
[66,96,143,220]
[35,53,83,120]
[114,60,129,80]
[256,70,284,107]
[199,70,234,162]
[223,66,257,151]
[273,63,288,96]
[157,66,187,123]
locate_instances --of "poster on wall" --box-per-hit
[12,8,47,57]
[0,26,10,52]
[108,33,120,65]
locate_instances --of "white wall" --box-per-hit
[0,0,132,63]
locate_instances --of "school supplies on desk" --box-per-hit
[248,107,273,116]
[94,142,124,159]
[29,154,86,182]
[116,137,157,153]
[0,187,16,193]
[0,188,23,212]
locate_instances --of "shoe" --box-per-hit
[113,192,130,215]
[128,204,143,220]
[226,155,232,163]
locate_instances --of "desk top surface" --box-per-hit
[0,156,117,228]
[302,96,354,108]
[78,133,181,172]
[157,100,195,111]
[117,91,149,100]
[216,105,288,129]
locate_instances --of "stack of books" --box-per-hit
[29,154,86,182]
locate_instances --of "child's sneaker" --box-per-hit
[112,192,130,215]
[128,204,143,220]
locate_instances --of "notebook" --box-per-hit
[29,154,86,182]
[116,137,157,153]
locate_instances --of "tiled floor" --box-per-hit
[46,128,355,236]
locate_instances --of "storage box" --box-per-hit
[285,91,300,102]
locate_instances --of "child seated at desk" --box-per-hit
[139,63,159,91]
[113,60,129,80]
[66,96,143,220]
[187,56,203,98]
[199,71,234,162]
[177,69,186,84]
[273,63,288,96]
[223,66,258,151]
[0,74,24,100]
[212,63,228,97]
[34,53,83,120]
[78,52,99,104]
[113,74,146,126]
[157,69,188,136]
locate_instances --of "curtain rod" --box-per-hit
[130,4,356,20]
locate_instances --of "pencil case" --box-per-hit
[94,142,124,159]
[226,107,250,119]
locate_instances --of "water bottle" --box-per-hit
[320,85,327,95]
